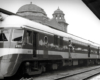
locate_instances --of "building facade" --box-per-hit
[16,3,68,32]
[0,3,68,32]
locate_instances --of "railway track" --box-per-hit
[5,65,100,80]
[55,66,100,80]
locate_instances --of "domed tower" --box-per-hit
[16,2,49,23]
[52,7,68,32]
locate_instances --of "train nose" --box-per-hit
[0,65,4,79]
[0,72,4,79]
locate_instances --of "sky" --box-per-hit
[0,0,100,44]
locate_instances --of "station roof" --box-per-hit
[82,0,100,20]
[0,8,15,15]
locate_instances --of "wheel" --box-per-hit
[86,60,91,66]
[51,64,58,70]
[68,60,73,66]
[38,65,45,74]
[96,60,100,65]
[92,60,94,65]
[41,65,46,72]
[11,63,27,79]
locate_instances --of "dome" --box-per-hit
[16,2,49,22]
[17,3,47,16]
[53,7,64,15]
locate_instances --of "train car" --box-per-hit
[0,15,100,79]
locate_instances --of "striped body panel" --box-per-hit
[0,42,99,78]
[0,48,98,60]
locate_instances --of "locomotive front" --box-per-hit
[0,28,24,79]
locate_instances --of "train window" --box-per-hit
[60,37,63,47]
[68,40,73,52]
[12,29,24,41]
[25,30,32,44]
[94,50,96,54]
[44,36,48,44]
[99,50,100,55]
[54,35,58,45]
[68,40,72,48]
[97,48,99,55]
[0,29,11,41]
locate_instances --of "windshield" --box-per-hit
[0,29,11,41]
[12,29,24,41]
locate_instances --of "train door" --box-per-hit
[97,47,99,58]
[88,45,90,57]
[43,36,48,58]
[68,40,72,58]
[33,32,37,57]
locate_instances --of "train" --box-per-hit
[0,14,100,79]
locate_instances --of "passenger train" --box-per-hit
[0,14,100,78]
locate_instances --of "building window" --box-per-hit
[56,17,58,19]
[59,16,61,19]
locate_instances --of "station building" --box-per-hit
[0,2,68,32]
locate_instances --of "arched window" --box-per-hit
[59,16,61,19]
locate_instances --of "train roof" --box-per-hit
[0,15,100,48]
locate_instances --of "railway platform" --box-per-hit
[31,65,100,80]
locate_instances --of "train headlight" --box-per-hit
[15,45,22,48]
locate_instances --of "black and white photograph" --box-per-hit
[0,0,100,80]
